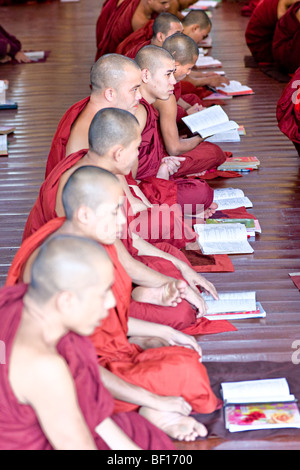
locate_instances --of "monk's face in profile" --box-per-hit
[174,59,196,83]
[116,134,142,176]
[148,0,171,13]
[92,187,126,245]
[114,67,142,115]
[165,21,184,38]
[148,57,176,100]
[186,25,211,45]
[68,261,116,336]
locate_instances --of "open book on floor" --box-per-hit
[202,291,265,320]
[182,105,238,139]
[0,135,8,156]
[216,80,254,96]
[193,221,254,254]
[221,378,300,433]
[195,55,222,68]
[213,187,253,211]
[206,218,261,237]
[0,125,15,135]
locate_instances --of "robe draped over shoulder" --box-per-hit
[276,66,300,155]
[45,97,90,178]
[0,284,173,450]
[116,19,154,56]
[272,2,300,74]
[245,0,279,64]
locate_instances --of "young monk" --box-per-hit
[276,66,300,156]
[45,54,142,178]
[21,108,235,336]
[116,11,183,57]
[6,168,223,441]
[95,0,171,60]
[133,45,226,209]
[0,235,175,450]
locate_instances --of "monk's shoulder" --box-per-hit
[135,103,148,130]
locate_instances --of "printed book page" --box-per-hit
[182,105,238,137]
[221,378,295,404]
[201,290,256,314]
[206,128,240,142]
[216,80,254,95]
[194,223,254,254]
[195,55,222,68]
[213,188,253,210]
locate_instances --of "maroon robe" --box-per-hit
[0,24,21,59]
[45,96,90,178]
[136,98,227,210]
[0,283,174,450]
[95,0,156,60]
[245,0,279,64]
[276,66,300,155]
[272,2,300,74]
[116,19,154,56]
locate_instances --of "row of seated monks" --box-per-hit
[0,0,299,450]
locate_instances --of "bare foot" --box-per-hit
[139,407,207,441]
[132,280,187,307]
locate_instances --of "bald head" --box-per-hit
[28,235,112,303]
[62,166,121,220]
[90,53,141,94]
[152,12,183,39]
[182,10,212,30]
[88,107,140,156]
[163,32,198,65]
[135,44,174,74]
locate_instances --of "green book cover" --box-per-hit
[206,218,255,229]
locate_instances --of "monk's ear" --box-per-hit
[104,87,115,103]
[141,68,151,83]
[156,32,165,45]
[112,144,124,163]
[56,290,76,317]
[76,204,91,225]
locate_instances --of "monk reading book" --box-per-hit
[95,0,170,60]
[276,66,300,156]
[0,235,176,450]
[21,108,235,335]
[133,45,226,211]
[45,54,142,178]
[6,168,226,441]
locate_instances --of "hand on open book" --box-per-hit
[14,51,32,63]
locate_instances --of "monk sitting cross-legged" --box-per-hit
[133,45,225,212]
[6,168,224,442]
[20,108,235,335]
[0,235,176,450]
[95,0,171,60]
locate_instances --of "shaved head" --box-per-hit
[90,53,141,93]
[62,166,121,220]
[88,107,140,156]
[163,32,198,65]
[182,10,212,30]
[28,235,112,303]
[135,44,174,74]
[152,12,182,38]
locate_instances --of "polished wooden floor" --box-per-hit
[1,0,300,451]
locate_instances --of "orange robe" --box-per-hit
[0,283,174,450]
[6,220,224,415]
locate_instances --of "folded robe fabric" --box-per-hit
[245,0,279,64]
[45,96,90,178]
[0,24,21,59]
[0,283,174,450]
[272,2,300,74]
[276,66,300,155]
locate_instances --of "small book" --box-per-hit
[195,55,222,68]
[182,105,239,139]
[193,222,254,254]
[0,125,15,135]
[0,135,8,156]
[204,301,265,320]
[218,156,260,170]
[24,51,45,61]
[202,290,265,319]
[216,80,254,96]
[213,187,253,211]
[206,218,261,237]
[0,100,18,110]
[221,378,300,433]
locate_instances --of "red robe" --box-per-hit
[95,0,156,60]
[5,225,225,416]
[45,96,90,178]
[0,283,174,450]
[272,2,300,74]
[137,98,226,210]
[116,19,154,56]
[241,0,262,16]
[245,0,279,64]
[276,66,300,156]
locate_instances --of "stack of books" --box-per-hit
[218,156,261,171]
